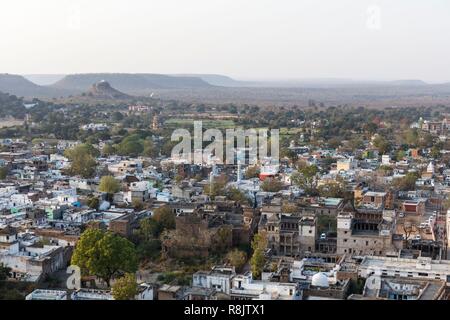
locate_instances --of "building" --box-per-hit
[158,284,184,300]
[229,272,300,300]
[337,158,358,172]
[336,205,397,256]
[26,289,68,300]
[71,289,114,300]
[358,256,450,282]
[361,191,388,209]
[192,266,236,295]
[354,277,446,300]
[400,199,426,216]
[260,213,316,257]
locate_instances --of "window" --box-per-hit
[366,241,369,246]
[343,239,348,242]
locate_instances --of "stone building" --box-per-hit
[260,212,316,257]
[162,201,251,258]
[336,204,397,256]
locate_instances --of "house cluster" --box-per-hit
[2,112,450,300]
[80,123,109,131]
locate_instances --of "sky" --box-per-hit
[1,0,450,82]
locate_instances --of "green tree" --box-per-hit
[99,175,121,194]
[0,166,8,180]
[431,143,442,159]
[250,233,268,279]
[117,135,144,156]
[137,217,162,241]
[204,174,228,199]
[153,206,176,230]
[132,199,144,210]
[245,166,260,179]
[348,137,364,150]
[393,172,420,191]
[102,143,116,156]
[64,144,98,178]
[135,217,163,260]
[226,249,247,272]
[112,273,138,300]
[291,165,319,195]
[65,143,99,158]
[212,227,232,253]
[87,196,100,210]
[404,129,419,146]
[71,229,138,286]
[317,178,348,198]
[143,138,157,157]
[0,263,11,281]
[260,178,284,192]
[396,150,407,161]
[373,135,392,155]
[419,132,434,148]
[227,187,250,205]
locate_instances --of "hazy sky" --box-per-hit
[1,0,450,82]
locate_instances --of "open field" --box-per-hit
[165,118,236,129]
[0,118,23,128]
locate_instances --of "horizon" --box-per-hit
[1,0,450,82]
[15,73,450,86]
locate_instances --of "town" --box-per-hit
[1,93,450,301]
[2,1,450,310]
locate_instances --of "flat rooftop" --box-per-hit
[360,256,450,274]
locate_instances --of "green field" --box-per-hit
[165,118,236,129]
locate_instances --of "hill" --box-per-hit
[0,90,27,119]
[23,74,66,86]
[85,80,132,100]
[173,74,251,87]
[0,74,68,98]
[51,73,213,94]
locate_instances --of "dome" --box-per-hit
[99,201,110,211]
[311,272,329,288]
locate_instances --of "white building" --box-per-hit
[81,123,109,131]
[192,266,236,295]
[230,272,300,300]
[359,256,450,282]
[26,289,68,300]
